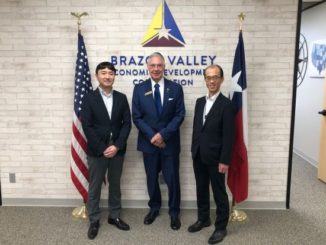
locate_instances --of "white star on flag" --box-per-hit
[230,70,243,100]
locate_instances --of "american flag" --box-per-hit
[227,30,249,203]
[70,32,92,203]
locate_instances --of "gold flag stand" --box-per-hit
[229,12,248,223]
[72,204,88,219]
[229,197,248,222]
[70,11,89,220]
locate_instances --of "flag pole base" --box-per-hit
[72,205,88,219]
[229,207,248,222]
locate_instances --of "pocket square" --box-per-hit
[168,98,174,101]
[144,91,152,96]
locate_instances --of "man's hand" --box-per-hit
[156,141,166,149]
[103,145,119,158]
[150,133,166,148]
[218,163,229,174]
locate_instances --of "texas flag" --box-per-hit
[227,31,249,203]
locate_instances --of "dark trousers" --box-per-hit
[143,152,180,217]
[193,153,229,230]
[87,154,124,223]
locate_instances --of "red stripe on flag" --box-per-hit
[70,167,88,203]
[227,110,248,203]
[72,121,87,152]
[71,144,89,181]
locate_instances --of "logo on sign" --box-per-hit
[141,0,186,47]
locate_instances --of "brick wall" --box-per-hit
[0,0,298,207]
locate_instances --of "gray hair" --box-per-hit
[147,52,165,64]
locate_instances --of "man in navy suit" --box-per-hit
[81,62,131,239]
[188,64,235,244]
[132,52,185,230]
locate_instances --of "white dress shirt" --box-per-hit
[203,92,220,123]
[99,87,113,118]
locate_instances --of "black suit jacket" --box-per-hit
[81,88,131,157]
[191,93,235,165]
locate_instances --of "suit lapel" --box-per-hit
[143,79,157,114]
[110,91,118,121]
[162,79,170,114]
[202,93,222,128]
[197,97,206,129]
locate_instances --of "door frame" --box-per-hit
[286,0,302,209]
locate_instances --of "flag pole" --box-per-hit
[229,12,248,223]
[230,196,248,222]
[238,12,245,31]
[71,11,89,220]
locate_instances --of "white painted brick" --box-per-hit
[0,0,297,204]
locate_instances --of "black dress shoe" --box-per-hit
[144,210,159,225]
[208,229,227,244]
[188,219,211,233]
[108,217,130,231]
[87,220,100,240]
[170,216,181,230]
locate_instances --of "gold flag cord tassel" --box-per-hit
[72,204,88,219]
[70,11,89,220]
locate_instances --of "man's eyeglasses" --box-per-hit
[149,64,164,69]
[205,75,222,82]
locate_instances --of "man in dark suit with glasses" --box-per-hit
[188,64,235,244]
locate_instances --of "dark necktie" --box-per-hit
[154,83,162,115]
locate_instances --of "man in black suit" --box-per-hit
[81,62,131,239]
[132,52,185,230]
[188,64,235,244]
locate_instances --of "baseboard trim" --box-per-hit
[2,198,286,210]
[293,149,318,168]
